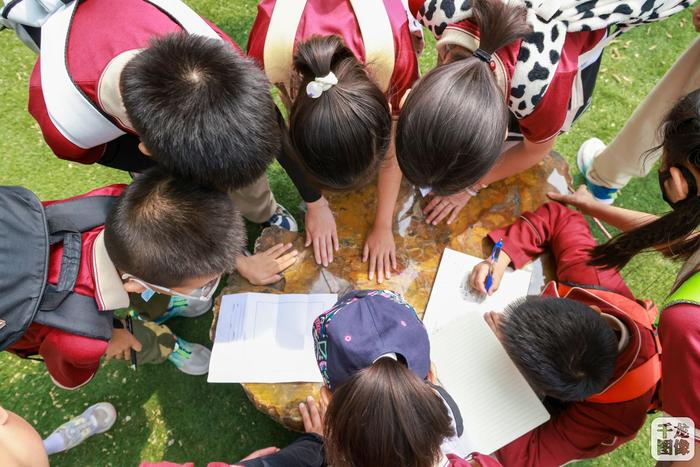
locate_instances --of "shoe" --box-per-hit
[50,402,117,451]
[577,138,619,204]
[167,335,211,375]
[263,204,298,232]
[153,296,213,325]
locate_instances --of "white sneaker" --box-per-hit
[577,138,619,204]
[50,402,117,451]
[167,335,211,376]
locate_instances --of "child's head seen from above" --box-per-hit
[491,296,618,402]
[590,88,700,270]
[312,291,454,467]
[104,168,245,298]
[396,0,531,195]
[121,33,280,191]
[289,35,392,191]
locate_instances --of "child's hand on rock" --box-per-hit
[299,396,325,437]
[305,197,339,267]
[423,191,471,225]
[236,243,298,285]
[363,225,397,283]
[547,185,597,214]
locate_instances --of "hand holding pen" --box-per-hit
[485,239,503,293]
[469,239,510,296]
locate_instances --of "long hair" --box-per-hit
[396,0,531,195]
[324,358,454,467]
[289,35,391,191]
[589,89,700,270]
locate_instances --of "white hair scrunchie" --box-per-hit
[306,71,338,99]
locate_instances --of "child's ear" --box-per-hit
[122,280,145,294]
[0,407,8,425]
[427,364,438,385]
[320,386,332,407]
[669,166,690,200]
[138,142,152,157]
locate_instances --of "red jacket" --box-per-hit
[6,185,129,389]
[27,0,240,164]
[489,202,657,467]
[247,0,419,116]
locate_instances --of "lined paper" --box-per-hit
[431,313,550,455]
[424,248,549,455]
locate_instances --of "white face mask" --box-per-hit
[121,274,220,302]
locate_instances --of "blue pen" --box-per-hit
[485,239,504,293]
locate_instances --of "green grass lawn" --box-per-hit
[0,2,695,466]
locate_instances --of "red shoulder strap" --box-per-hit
[586,354,661,404]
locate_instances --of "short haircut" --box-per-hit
[289,35,391,191]
[500,296,618,401]
[324,358,454,467]
[121,33,279,190]
[396,0,531,195]
[104,167,245,287]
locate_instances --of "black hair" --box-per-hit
[121,33,279,190]
[396,0,531,195]
[289,35,392,191]
[104,167,245,287]
[500,296,618,401]
[590,89,700,270]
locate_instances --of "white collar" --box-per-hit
[92,230,130,311]
[600,312,630,353]
[97,49,142,132]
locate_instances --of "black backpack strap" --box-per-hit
[34,289,113,341]
[428,382,464,437]
[44,195,117,240]
[40,195,117,311]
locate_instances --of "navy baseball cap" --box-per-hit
[312,290,430,390]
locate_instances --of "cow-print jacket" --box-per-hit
[415,0,694,119]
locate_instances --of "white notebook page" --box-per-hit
[424,248,549,455]
[208,293,337,383]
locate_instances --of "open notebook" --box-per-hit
[424,248,550,455]
[208,293,337,383]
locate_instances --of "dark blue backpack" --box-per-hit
[0,186,117,351]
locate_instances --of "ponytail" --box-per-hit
[396,0,531,195]
[590,89,700,270]
[289,35,391,191]
[589,199,700,270]
[324,358,454,467]
[472,0,533,55]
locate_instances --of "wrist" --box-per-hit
[235,255,251,274]
[372,219,392,231]
[496,251,512,271]
[465,183,487,197]
[306,196,329,210]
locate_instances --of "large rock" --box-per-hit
[212,153,570,431]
